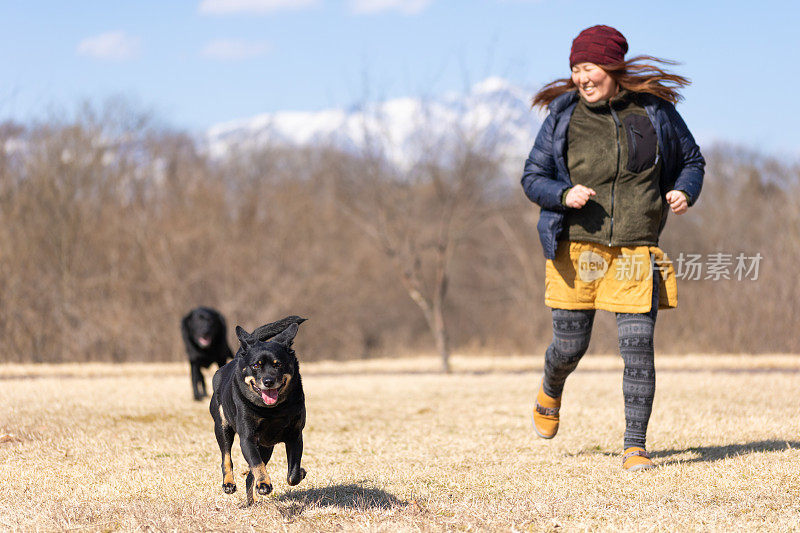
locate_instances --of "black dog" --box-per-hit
[181,307,234,401]
[209,316,307,505]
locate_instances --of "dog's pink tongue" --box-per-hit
[261,389,279,405]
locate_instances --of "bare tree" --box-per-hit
[335,118,503,371]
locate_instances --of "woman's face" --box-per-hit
[571,62,618,103]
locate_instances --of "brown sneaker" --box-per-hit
[622,447,655,471]
[532,381,561,439]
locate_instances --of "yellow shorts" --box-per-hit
[545,241,678,313]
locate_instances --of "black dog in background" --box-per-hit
[181,307,234,401]
[210,315,307,505]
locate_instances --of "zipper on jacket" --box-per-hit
[609,104,622,246]
[629,124,641,163]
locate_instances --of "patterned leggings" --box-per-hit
[542,274,659,450]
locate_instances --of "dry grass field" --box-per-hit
[2,354,800,532]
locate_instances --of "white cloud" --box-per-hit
[201,39,271,60]
[349,0,433,15]
[77,31,140,61]
[199,0,320,14]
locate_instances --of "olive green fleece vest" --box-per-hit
[562,90,666,247]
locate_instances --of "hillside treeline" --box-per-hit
[1,102,797,364]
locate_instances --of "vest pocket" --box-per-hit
[623,114,658,173]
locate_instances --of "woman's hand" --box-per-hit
[565,185,596,208]
[665,190,689,215]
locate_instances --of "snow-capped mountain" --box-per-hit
[206,77,542,175]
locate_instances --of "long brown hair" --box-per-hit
[531,55,691,109]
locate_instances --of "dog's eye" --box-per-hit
[251,361,262,370]
[271,360,280,368]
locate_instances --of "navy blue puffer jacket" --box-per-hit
[521,90,705,259]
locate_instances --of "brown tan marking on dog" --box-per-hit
[223,453,235,486]
[245,462,272,506]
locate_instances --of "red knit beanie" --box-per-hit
[569,25,628,67]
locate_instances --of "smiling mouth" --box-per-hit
[251,381,283,405]
[197,336,212,348]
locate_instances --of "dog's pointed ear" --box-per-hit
[271,323,299,348]
[235,326,255,348]
[253,315,307,342]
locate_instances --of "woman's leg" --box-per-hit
[542,308,596,398]
[615,273,659,450]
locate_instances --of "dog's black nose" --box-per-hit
[262,377,276,388]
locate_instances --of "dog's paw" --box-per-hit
[222,482,236,494]
[287,468,306,486]
[256,482,273,496]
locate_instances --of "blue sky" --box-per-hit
[1,0,798,155]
